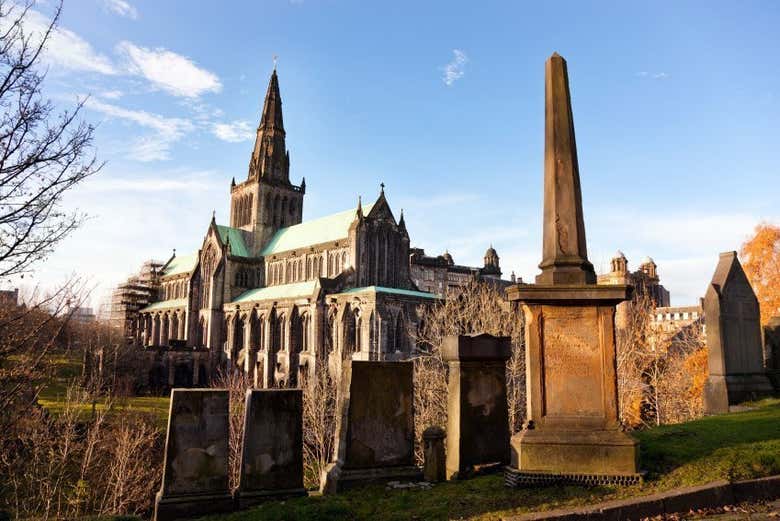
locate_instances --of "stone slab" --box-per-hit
[320,360,421,493]
[235,389,306,508]
[154,389,232,521]
[445,334,511,479]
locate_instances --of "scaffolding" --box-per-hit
[109,259,165,339]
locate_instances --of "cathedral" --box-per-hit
[134,69,437,387]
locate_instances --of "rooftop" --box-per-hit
[162,252,198,277]
[230,280,319,304]
[261,203,374,256]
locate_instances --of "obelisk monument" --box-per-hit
[506,53,640,486]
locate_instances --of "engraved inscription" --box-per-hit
[542,306,604,418]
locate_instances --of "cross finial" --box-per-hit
[380,182,385,194]
[273,55,278,70]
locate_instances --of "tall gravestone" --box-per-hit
[443,334,511,479]
[154,389,233,521]
[703,252,774,414]
[505,53,640,486]
[320,360,421,494]
[235,389,306,508]
[765,316,780,389]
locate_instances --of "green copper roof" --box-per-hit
[260,204,374,256]
[231,280,319,304]
[216,225,250,257]
[162,252,198,277]
[336,286,440,299]
[139,298,188,313]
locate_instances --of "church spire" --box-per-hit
[248,69,289,182]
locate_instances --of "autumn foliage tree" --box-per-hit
[740,222,780,325]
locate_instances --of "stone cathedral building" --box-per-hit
[134,70,437,388]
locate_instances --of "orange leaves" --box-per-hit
[740,223,780,325]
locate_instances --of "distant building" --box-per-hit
[652,304,704,334]
[109,259,165,339]
[598,251,671,329]
[71,307,96,323]
[0,288,19,307]
[409,245,510,294]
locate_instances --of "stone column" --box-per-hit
[154,390,232,521]
[178,311,186,341]
[160,314,170,347]
[423,426,446,483]
[443,334,511,479]
[151,315,160,347]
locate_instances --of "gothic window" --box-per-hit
[290,199,296,216]
[306,258,311,279]
[341,251,347,271]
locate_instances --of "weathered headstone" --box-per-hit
[765,316,780,390]
[422,426,446,482]
[235,389,306,508]
[443,334,511,479]
[154,389,232,521]
[505,53,640,486]
[703,252,774,414]
[320,360,421,493]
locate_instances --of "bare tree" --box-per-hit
[411,280,525,462]
[0,0,101,281]
[211,368,253,493]
[301,365,337,489]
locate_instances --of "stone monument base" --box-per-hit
[703,373,775,415]
[509,429,639,479]
[320,462,423,494]
[234,488,307,509]
[153,490,234,521]
[504,468,643,488]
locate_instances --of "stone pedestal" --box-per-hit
[320,361,421,494]
[235,389,306,509]
[154,389,233,521]
[506,285,640,485]
[443,334,511,479]
[703,252,774,414]
[423,426,446,482]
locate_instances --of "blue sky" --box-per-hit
[16,0,780,308]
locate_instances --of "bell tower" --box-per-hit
[229,68,305,254]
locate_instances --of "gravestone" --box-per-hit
[320,360,421,494]
[505,53,640,486]
[154,389,232,521]
[443,334,511,479]
[765,316,780,389]
[235,389,306,508]
[422,426,446,482]
[703,252,774,414]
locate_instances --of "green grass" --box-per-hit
[37,350,171,427]
[196,399,780,521]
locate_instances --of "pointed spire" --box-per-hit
[301,176,306,191]
[231,177,236,187]
[398,208,405,227]
[259,69,284,132]
[212,210,216,223]
[536,53,596,285]
[356,195,363,219]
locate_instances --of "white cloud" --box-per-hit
[15,10,117,75]
[442,49,468,86]
[85,172,219,193]
[102,0,138,20]
[98,89,123,99]
[636,71,669,80]
[84,97,194,161]
[212,120,255,142]
[116,41,222,98]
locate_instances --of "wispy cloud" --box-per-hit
[636,71,670,80]
[212,120,255,142]
[102,0,138,20]
[442,49,468,86]
[84,98,194,161]
[116,41,222,98]
[98,89,123,100]
[85,172,219,193]
[15,10,117,74]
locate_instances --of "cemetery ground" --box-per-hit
[37,350,170,426]
[54,396,774,521]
